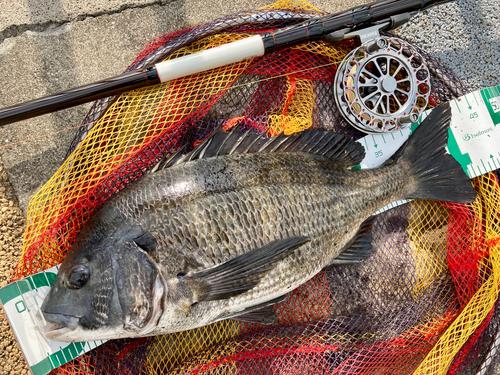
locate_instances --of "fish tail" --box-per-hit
[393,102,476,203]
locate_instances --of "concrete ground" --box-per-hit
[0,0,499,374]
[0,0,373,213]
[0,0,498,212]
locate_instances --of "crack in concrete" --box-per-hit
[0,0,176,44]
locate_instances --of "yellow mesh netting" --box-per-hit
[268,76,314,135]
[146,321,239,373]
[10,0,500,374]
[262,0,322,12]
[408,201,449,297]
[415,174,500,374]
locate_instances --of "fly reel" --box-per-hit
[334,36,431,133]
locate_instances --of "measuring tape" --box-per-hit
[0,266,107,375]
[356,85,500,213]
[2,86,500,375]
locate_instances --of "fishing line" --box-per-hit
[0,123,93,150]
[228,57,344,91]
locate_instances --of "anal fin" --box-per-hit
[329,216,374,266]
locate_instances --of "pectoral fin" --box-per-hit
[184,236,310,302]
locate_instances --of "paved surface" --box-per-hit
[0,0,188,211]
[0,0,499,374]
[0,0,377,212]
[2,0,497,212]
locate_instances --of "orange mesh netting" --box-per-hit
[12,1,500,374]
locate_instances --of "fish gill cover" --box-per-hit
[11,0,500,374]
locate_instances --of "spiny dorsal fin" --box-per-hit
[150,144,188,173]
[158,125,365,170]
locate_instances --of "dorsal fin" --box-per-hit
[157,125,365,170]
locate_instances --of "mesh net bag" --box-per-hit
[11,1,500,374]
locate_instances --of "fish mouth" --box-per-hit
[43,312,80,333]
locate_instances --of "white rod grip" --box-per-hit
[154,35,265,83]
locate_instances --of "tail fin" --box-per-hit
[393,102,477,203]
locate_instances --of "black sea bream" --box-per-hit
[41,103,476,342]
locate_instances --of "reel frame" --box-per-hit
[333,32,431,134]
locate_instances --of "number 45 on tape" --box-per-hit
[1,85,500,375]
[353,85,500,213]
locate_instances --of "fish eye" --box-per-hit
[67,265,90,289]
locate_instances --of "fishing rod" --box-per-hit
[0,0,454,127]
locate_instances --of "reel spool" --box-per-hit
[334,36,431,133]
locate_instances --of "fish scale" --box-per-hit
[41,104,478,341]
[103,154,409,337]
[125,154,403,269]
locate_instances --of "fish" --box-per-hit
[40,102,476,342]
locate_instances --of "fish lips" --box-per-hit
[43,312,81,339]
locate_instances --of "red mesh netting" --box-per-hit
[13,1,500,374]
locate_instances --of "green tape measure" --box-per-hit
[356,85,500,213]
